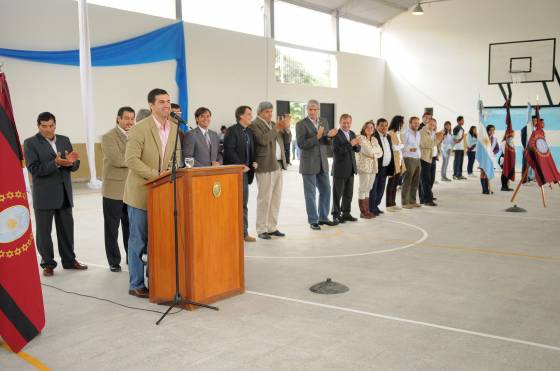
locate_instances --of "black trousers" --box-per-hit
[453,150,464,177]
[332,175,354,217]
[103,197,129,266]
[369,166,388,212]
[420,160,434,203]
[501,174,510,189]
[34,191,75,269]
[467,151,476,174]
[385,174,399,207]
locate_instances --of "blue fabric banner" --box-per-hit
[0,22,188,121]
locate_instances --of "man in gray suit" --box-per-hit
[296,100,338,230]
[182,107,221,167]
[23,112,88,276]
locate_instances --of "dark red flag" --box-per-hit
[502,101,516,181]
[0,71,45,353]
[525,105,560,187]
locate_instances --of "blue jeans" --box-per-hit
[243,173,249,237]
[369,166,388,213]
[302,171,331,224]
[127,206,147,290]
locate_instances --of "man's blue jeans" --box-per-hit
[127,206,147,290]
[302,170,331,224]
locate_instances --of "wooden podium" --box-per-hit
[145,165,245,310]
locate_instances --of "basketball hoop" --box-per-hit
[510,71,527,84]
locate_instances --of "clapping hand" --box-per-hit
[327,128,339,138]
[350,137,360,147]
[316,125,325,139]
[55,151,76,167]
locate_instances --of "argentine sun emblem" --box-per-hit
[0,205,30,243]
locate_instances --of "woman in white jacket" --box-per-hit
[356,120,383,219]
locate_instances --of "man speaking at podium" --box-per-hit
[123,88,181,298]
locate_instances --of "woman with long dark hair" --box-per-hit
[386,115,405,211]
[466,125,477,176]
[440,121,453,181]
[356,120,383,218]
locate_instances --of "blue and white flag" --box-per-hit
[476,99,495,180]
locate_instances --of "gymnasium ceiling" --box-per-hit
[281,0,420,27]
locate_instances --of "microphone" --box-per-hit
[170,111,188,126]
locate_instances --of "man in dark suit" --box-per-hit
[331,114,361,223]
[369,118,395,216]
[182,107,222,167]
[296,100,339,230]
[224,106,258,242]
[23,112,88,276]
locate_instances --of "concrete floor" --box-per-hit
[2,163,560,370]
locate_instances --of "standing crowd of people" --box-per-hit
[24,90,516,298]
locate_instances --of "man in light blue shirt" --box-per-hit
[401,116,422,209]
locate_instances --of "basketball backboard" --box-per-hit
[488,38,556,84]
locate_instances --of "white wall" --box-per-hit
[0,0,385,144]
[381,0,560,123]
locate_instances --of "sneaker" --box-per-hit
[244,235,257,242]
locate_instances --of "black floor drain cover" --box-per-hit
[310,278,349,294]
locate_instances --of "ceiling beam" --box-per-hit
[279,0,383,27]
[365,0,409,11]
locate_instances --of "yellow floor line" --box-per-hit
[384,239,560,262]
[0,342,51,371]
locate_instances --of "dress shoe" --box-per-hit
[43,267,54,277]
[319,220,338,226]
[63,260,88,270]
[310,223,321,230]
[459,176,467,180]
[501,187,513,191]
[412,203,422,208]
[342,214,358,222]
[129,287,149,298]
[334,216,346,224]
[377,209,384,214]
[452,176,458,180]
[110,265,122,272]
[392,206,402,211]
[258,233,271,240]
[268,230,286,237]
[244,235,257,242]
[425,201,438,206]
[443,177,452,182]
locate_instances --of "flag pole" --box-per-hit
[510,167,528,203]
[540,186,547,207]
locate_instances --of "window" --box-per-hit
[81,0,176,19]
[182,0,265,36]
[275,45,337,88]
[274,1,336,51]
[339,18,380,57]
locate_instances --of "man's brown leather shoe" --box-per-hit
[129,287,149,298]
[64,260,88,270]
[43,267,54,277]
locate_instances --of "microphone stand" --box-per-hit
[156,115,218,325]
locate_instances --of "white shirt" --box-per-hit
[46,136,57,154]
[402,129,420,159]
[453,126,464,150]
[380,134,392,167]
[431,131,438,158]
[257,116,282,161]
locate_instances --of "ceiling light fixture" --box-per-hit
[412,3,424,15]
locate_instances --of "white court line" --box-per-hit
[247,290,560,352]
[245,220,428,259]
[422,208,560,222]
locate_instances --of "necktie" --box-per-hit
[242,128,250,166]
[204,131,211,148]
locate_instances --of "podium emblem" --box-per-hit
[212,181,222,198]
